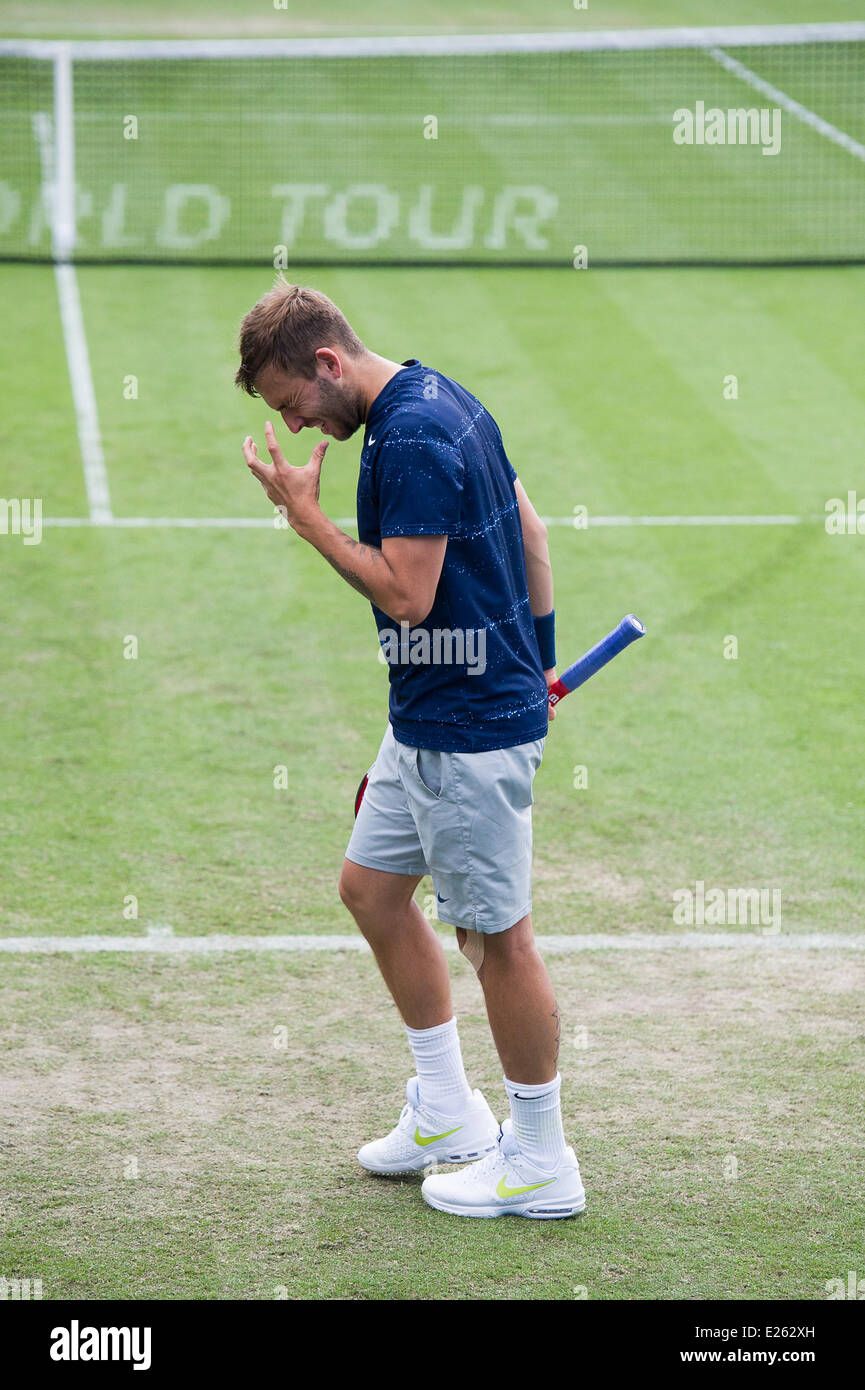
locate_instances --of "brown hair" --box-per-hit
[235,276,366,395]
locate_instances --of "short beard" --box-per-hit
[315,377,366,441]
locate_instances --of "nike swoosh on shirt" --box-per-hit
[414,1124,462,1147]
[368,435,377,445]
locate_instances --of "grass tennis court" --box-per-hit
[2,947,862,1300]
[2,261,864,1298]
[1,0,864,1306]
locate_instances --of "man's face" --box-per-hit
[255,357,365,443]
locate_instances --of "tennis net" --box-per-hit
[1,23,863,266]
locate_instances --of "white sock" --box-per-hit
[405,1017,473,1117]
[504,1073,567,1170]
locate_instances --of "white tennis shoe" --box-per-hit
[357,1077,499,1175]
[421,1118,586,1219]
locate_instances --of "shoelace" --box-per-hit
[461,1123,520,1181]
[395,1077,421,1133]
[397,1102,427,1140]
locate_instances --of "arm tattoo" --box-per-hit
[323,552,373,600]
[320,533,386,601]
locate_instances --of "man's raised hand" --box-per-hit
[242,421,328,530]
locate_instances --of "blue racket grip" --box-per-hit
[550,614,646,700]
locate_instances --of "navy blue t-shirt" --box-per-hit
[356,360,548,753]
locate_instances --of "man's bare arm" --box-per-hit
[514,477,559,717]
[294,513,446,625]
[242,425,446,625]
[514,478,554,615]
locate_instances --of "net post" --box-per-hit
[52,44,76,262]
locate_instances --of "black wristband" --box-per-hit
[533,609,556,670]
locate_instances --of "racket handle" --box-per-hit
[548,614,645,704]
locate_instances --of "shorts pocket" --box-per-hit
[497,739,545,809]
[415,747,444,799]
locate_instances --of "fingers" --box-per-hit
[242,435,264,478]
[244,425,326,506]
[246,426,328,474]
[264,420,287,467]
[243,436,270,487]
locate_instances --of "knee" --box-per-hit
[338,860,388,923]
[484,917,538,965]
[338,860,422,932]
[338,862,366,916]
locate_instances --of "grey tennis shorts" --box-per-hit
[344,724,545,933]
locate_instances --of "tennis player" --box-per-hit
[237,278,585,1219]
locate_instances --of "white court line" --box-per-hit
[0,932,862,954]
[39,514,821,530]
[33,104,113,525]
[3,24,865,60]
[707,45,865,163]
[545,514,817,527]
[53,266,113,525]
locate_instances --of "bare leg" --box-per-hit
[339,859,453,1030]
[458,914,560,1083]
